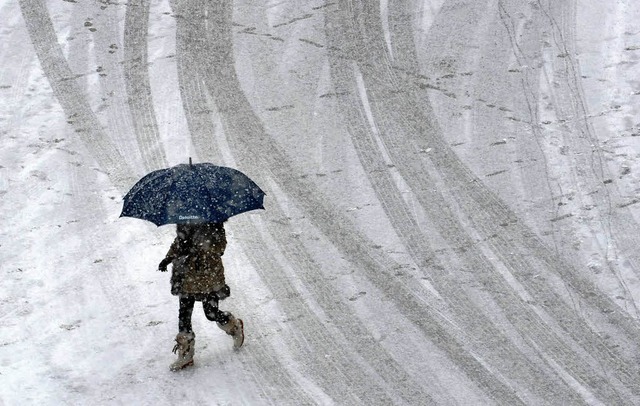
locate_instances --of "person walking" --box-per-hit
[158,222,244,371]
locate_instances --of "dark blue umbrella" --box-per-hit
[120,161,265,226]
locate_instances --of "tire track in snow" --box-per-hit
[214,0,640,402]
[416,2,636,390]
[420,0,636,344]
[414,0,640,353]
[467,0,640,322]
[324,6,593,406]
[18,0,135,188]
[0,0,38,140]
[328,0,640,402]
[533,0,640,311]
[173,9,318,403]
[123,0,168,171]
[175,2,439,403]
[177,1,529,404]
[490,2,573,258]
[426,0,559,236]
[237,216,424,405]
[64,0,148,176]
[410,2,640,396]
[325,1,633,403]
[173,3,218,163]
[328,0,640,401]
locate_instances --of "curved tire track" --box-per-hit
[123,0,168,171]
[323,0,640,402]
[534,0,640,309]
[175,2,444,403]
[325,0,636,403]
[18,0,135,188]
[175,1,532,404]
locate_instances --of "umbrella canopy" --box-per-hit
[120,162,265,226]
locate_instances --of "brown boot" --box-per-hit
[170,332,195,371]
[218,316,244,349]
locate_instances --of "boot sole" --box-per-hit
[170,360,194,371]
[233,319,244,350]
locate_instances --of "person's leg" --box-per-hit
[203,291,244,349]
[171,296,196,371]
[203,295,229,324]
[178,296,196,333]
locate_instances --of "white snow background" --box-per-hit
[2,0,640,405]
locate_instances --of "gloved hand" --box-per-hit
[158,258,172,272]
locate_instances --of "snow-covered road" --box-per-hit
[2,0,640,404]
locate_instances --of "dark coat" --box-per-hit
[163,223,227,298]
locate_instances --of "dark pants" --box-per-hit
[178,292,230,333]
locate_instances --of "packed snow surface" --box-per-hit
[2,0,640,405]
